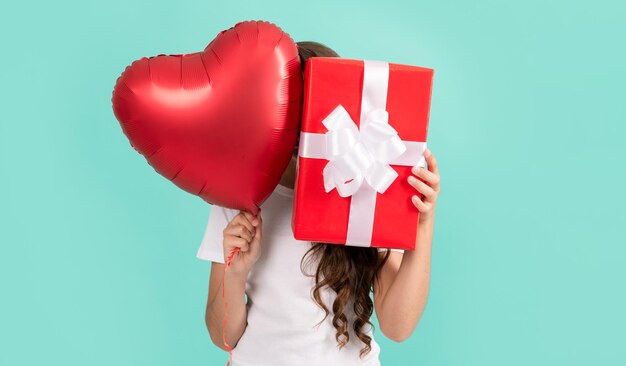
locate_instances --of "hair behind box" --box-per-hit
[296,40,391,359]
[296,41,340,72]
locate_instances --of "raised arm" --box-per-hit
[374,219,434,342]
[373,149,440,342]
[205,211,262,350]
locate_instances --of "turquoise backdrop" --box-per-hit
[1,0,625,365]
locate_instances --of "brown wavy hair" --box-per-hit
[296,41,392,359]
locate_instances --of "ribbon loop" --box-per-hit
[320,105,408,197]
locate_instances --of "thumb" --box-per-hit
[248,215,262,257]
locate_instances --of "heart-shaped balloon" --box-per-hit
[112,21,302,214]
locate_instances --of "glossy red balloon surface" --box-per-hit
[112,21,302,214]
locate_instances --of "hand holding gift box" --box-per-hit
[292,58,434,250]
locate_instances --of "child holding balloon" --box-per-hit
[197,42,440,366]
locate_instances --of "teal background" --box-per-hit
[1,0,625,365]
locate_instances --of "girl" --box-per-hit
[197,41,441,366]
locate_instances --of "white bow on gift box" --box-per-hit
[298,60,428,247]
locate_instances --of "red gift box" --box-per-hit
[292,58,434,250]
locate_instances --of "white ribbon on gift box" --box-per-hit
[298,60,428,247]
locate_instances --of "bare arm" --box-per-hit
[374,219,434,342]
[374,149,440,342]
[205,262,249,350]
[205,210,263,350]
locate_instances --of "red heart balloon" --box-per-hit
[112,21,302,214]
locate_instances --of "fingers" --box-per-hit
[223,210,262,254]
[248,214,263,258]
[409,148,441,199]
[224,223,254,242]
[231,211,254,232]
[411,166,440,190]
[240,210,259,227]
[223,213,254,252]
[408,149,440,217]
[424,148,439,175]
[407,175,436,201]
[251,214,262,243]
[223,234,251,252]
[411,194,429,212]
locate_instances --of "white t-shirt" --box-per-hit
[197,183,404,366]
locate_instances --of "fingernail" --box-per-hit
[424,149,431,157]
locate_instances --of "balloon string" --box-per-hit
[222,247,241,366]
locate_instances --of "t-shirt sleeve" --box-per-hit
[377,248,406,254]
[196,205,235,264]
